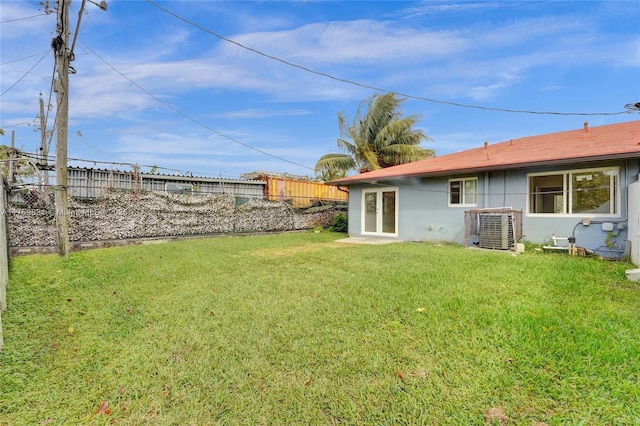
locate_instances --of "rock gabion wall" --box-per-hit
[7,189,345,249]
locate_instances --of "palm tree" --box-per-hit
[315,93,434,178]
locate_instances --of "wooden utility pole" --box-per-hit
[8,131,15,184]
[54,0,70,257]
[0,174,7,353]
[52,0,107,257]
[39,95,50,186]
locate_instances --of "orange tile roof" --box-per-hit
[331,120,640,185]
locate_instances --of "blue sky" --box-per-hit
[1,0,639,179]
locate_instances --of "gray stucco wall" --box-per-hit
[628,181,640,265]
[346,159,639,256]
[398,177,467,243]
[346,186,362,237]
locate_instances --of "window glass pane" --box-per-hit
[572,171,614,214]
[529,174,564,213]
[450,181,461,204]
[382,191,396,233]
[364,192,377,232]
[464,179,477,205]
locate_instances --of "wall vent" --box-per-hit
[478,214,514,250]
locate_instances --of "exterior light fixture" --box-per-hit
[87,0,108,11]
[625,102,640,112]
[69,0,108,58]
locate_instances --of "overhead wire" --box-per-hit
[0,50,50,66]
[0,3,263,178]
[7,2,632,181]
[23,151,211,177]
[80,40,315,172]
[0,50,50,97]
[144,0,630,117]
[0,12,49,24]
[72,132,120,160]
[30,148,237,179]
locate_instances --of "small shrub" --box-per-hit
[329,212,348,233]
[520,238,543,252]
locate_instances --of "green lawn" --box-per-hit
[1,232,638,425]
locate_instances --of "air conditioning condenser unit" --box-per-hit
[478,214,513,250]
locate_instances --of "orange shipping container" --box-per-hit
[265,177,348,207]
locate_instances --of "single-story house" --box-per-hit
[330,120,640,264]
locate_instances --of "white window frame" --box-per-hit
[527,166,620,217]
[448,177,478,207]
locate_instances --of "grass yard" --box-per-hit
[1,232,639,425]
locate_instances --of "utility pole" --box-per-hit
[39,95,50,186]
[8,131,15,184]
[52,0,107,257]
[54,0,70,257]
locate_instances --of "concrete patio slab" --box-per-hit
[335,237,401,245]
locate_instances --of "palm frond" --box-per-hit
[360,148,381,172]
[314,153,357,175]
[361,93,400,148]
[317,92,432,175]
[336,138,357,156]
[376,115,426,146]
[378,144,434,166]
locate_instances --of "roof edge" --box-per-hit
[330,151,640,185]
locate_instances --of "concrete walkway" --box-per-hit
[335,237,401,245]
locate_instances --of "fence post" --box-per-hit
[0,174,9,352]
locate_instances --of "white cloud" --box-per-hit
[61,20,632,129]
[9,5,632,124]
[2,1,637,177]
[221,109,311,119]
[402,1,504,18]
[224,20,469,64]
[108,129,319,178]
[468,69,522,101]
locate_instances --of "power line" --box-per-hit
[144,0,630,117]
[0,50,50,97]
[72,134,119,160]
[24,151,218,177]
[0,50,50,66]
[80,40,315,172]
[625,102,640,113]
[0,12,49,24]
